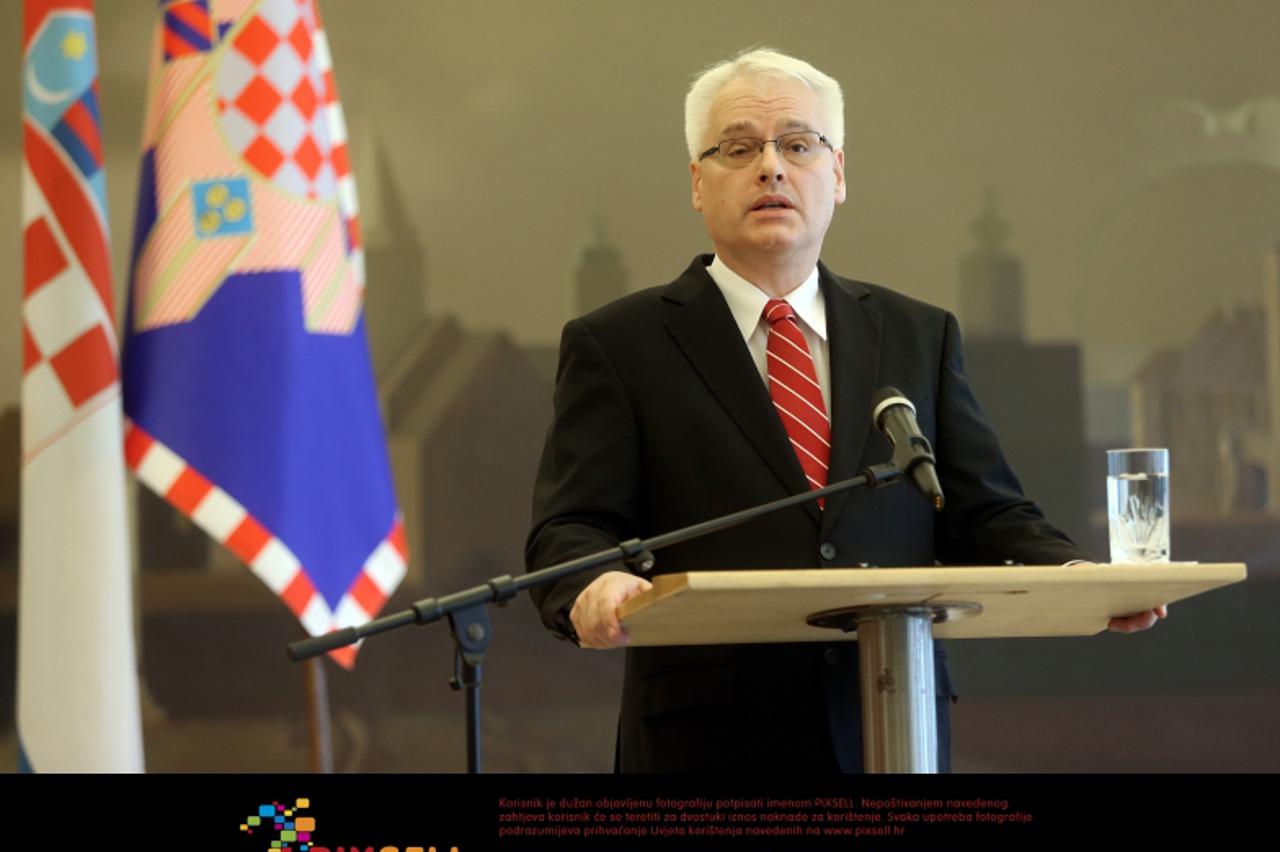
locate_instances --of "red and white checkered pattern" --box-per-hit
[214,0,363,290]
[124,420,407,668]
[21,162,118,458]
[310,13,363,290]
[217,0,336,201]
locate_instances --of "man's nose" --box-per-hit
[757,141,786,183]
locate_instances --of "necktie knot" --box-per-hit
[763,299,796,326]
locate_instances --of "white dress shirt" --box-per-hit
[706,255,831,415]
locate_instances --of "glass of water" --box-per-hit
[1107,448,1170,563]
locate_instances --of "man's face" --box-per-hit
[691,74,846,269]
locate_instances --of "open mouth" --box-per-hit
[752,197,794,211]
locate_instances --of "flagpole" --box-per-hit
[302,655,334,772]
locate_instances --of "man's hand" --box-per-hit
[1064,562,1168,633]
[570,570,654,649]
[1109,604,1168,633]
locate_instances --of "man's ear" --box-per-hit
[690,160,703,212]
[833,148,846,206]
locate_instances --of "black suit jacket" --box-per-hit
[526,255,1086,772]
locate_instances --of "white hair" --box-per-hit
[683,47,845,162]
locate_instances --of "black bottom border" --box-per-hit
[8,771,1271,849]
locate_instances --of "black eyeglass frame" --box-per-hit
[697,130,835,164]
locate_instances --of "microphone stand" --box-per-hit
[287,463,904,773]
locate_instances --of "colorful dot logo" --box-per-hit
[239,798,315,852]
[193,176,254,237]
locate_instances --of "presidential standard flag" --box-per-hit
[18,0,145,772]
[122,0,407,668]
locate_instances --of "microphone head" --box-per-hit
[869,388,944,511]
[870,386,915,429]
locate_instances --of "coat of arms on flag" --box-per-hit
[123,0,407,668]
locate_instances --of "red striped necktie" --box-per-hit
[763,298,831,502]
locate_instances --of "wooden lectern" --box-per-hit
[618,562,1246,773]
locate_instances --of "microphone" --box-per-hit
[871,387,945,510]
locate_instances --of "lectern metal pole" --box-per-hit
[856,606,938,774]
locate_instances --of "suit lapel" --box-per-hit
[819,264,882,539]
[662,257,821,526]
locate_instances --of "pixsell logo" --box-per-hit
[237,797,456,852]
[240,798,317,851]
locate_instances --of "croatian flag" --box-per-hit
[18,0,144,771]
[123,0,407,668]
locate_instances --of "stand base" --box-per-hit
[805,601,982,633]
[806,603,982,774]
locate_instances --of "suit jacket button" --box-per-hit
[824,648,841,666]
[819,542,837,560]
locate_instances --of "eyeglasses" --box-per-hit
[698,131,834,168]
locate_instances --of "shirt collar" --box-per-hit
[707,255,827,340]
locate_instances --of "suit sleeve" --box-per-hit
[932,311,1090,565]
[525,318,645,636]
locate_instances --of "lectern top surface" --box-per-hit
[616,562,1245,646]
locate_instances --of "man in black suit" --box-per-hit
[526,48,1164,773]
